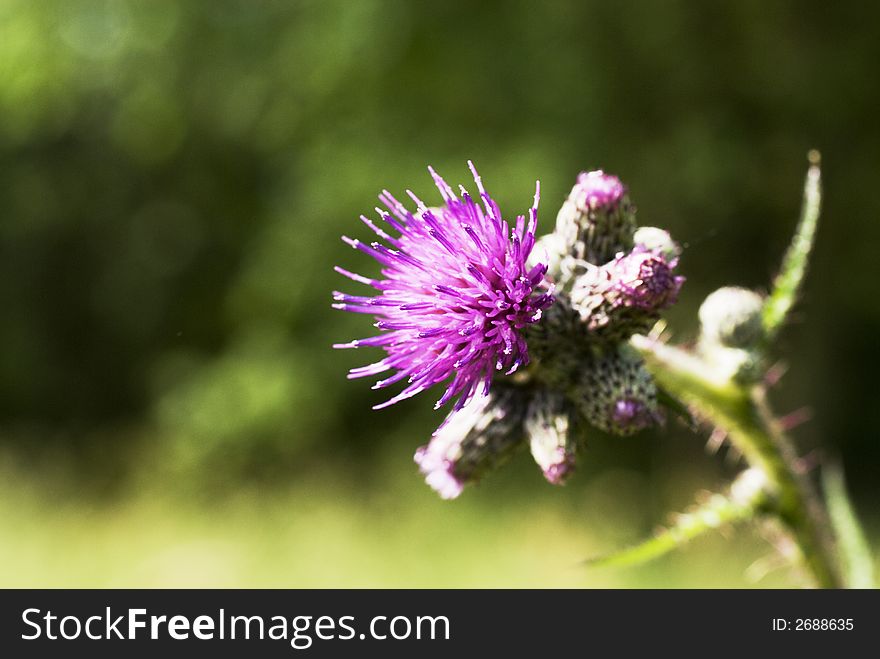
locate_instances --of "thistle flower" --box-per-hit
[569,244,684,341]
[414,385,527,499]
[525,388,578,485]
[333,163,552,411]
[574,345,663,435]
[554,170,636,266]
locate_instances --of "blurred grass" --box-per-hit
[0,0,878,587]
[0,450,827,589]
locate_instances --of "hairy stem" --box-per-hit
[750,387,841,588]
[632,335,843,587]
[762,151,822,341]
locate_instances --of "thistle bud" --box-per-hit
[525,388,579,485]
[574,345,663,436]
[569,245,684,342]
[698,286,765,349]
[414,385,527,499]
[633,226,682,261]
[555,170,636,265]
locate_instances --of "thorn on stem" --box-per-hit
[764,361,789,387]
[778,406,813,432]
[706,427,728,455]
[793,449,824,475]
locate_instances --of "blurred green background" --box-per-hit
[1,0,877,587]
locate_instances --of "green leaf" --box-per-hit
[823,464,875,588]
[586,471,767,569]
[762,151,822,341]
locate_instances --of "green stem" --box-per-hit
[632,335,843,587]
[762,151,822,341]
[750,387,841,588]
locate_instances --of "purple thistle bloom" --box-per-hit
[334,162,552,411]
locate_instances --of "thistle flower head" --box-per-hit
[554,169,636,266]
[334,163,552,410]
[414,385,527,499]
